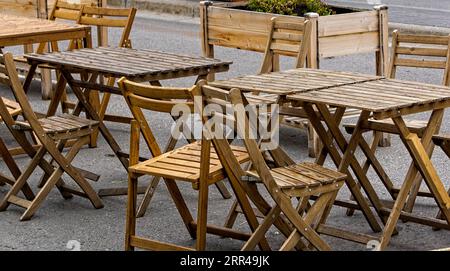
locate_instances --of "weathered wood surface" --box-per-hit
[25,47,232,80]
[0,14,90,47]
[201,3,388,59]
[210,68,381,95]
[0,0,101,18]
[288,78,450,117]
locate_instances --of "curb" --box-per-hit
[108,0,450,36]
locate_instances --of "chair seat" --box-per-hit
[0,98,21,121]
[129,141,250,182]
[246,162,346,194]
[344,118,428,136]
[13,113,98,138]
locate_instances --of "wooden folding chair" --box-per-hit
[0,52,103,221]
[118,79,230,218]
[195,83,346,250]
[258,17,311,74]
[250,17,318,154]
[120,78,269,251]
[344,31,450,215]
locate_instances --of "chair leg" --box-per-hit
[0,137,35,200]
[433,187,450,231]
[196,179,209,251]
[88,90,101,148]
[280,192,334,251]
[0,145,46,211]
[20,160,68,221]
[223,199,239,229]
[125,174,138,251]
[308,123,321,158]
[59,136,103,209]
[242,205,281,251]
[277,196,331,251]
[136,176,160,218]
[20,136,102,220]
[164,179,196,238]
[37,139,73,199]
[215,180,232,199]
[296,196,311,216]
[378,132,391,147]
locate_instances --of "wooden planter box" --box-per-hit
[200,1,389,75]
[0,0,104,18]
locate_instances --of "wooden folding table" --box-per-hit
[211,68,450,250]
[0,14,92,98]
[288,78,450,249]
[24,47,232,197]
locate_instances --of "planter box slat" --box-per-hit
[208,25,269,52]
[318,10,379,37]
[207,6,306,33]
[319,31,380,58]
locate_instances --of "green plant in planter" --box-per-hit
[247,0,332,16]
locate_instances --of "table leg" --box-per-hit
[60,69,129,170]
[22,63,38,93]
[379,113,450,250]
[403,110,443,213]
[46,74,67,116]
[303,102,382,232]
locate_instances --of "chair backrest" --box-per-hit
[191,82,289,193]
[388,30,450,86]
[78,6,137,48]
[118,78,194,156]
[48,0,84,21]
[259,17,312,74]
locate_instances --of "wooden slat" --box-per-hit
[270,42,300,54]
[273,21,305,31]
[211,68,381,95]
[81,6,132,17]
[288,77,450,114]
[317,10,379,37]
[319,31,379,58]
[53,9,80,21]
[394,58,447,69]
[272,31,303,42]
[25,47,231,79]
[79,17,128,28]
[396,46,448,57]
[397,34,450,45]
[8,195,31,209]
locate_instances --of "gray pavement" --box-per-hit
[1,13,450,251]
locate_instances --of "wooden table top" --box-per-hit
[209,68,450,119]
[25,47,232,80]
[288,78,450,118]
[210,69,381,95]
[0,14,89,41]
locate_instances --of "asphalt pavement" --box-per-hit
[0,13,450,251]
